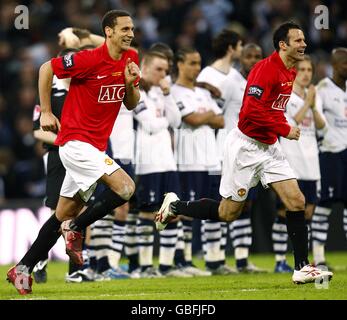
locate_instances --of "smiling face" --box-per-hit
[105,16,134,52]
[282,29,307,62]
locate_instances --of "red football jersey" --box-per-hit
[238,51,296,144]
[51,43,139,151]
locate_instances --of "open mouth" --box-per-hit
[123,39,132,45]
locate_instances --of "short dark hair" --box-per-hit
[175,47,198,63]
[72,28,91,40]
[212,29,241,59]
[101,10,131,37]
[273,21,303,51]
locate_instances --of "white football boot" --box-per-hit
[292,264,333,284]
[155,193,180,231]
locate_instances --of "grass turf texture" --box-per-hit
[1,252,346,300]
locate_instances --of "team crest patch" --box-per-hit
[247,85,264,99]
[105,158,113,165]
[62,53,74,69]
[237,188,247,197]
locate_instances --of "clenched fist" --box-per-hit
[286,126,300,140]
[125,58,140,86]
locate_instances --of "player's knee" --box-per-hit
[218,205,241,222]
[118,179,135,201]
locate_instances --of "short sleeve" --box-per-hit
[176,98,194,118]
[246,64,274,101]
[51,49,94,79]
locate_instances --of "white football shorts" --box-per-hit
[59,140,120,201]
[219,128,297,202]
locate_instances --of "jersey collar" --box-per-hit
[102,42,123,63]
[270,51,296,75]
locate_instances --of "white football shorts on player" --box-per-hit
[219,128,297,202]
[59,140,120,202]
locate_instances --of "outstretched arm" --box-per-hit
[58,27,105,48]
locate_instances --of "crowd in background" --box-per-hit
[0,0,346,200]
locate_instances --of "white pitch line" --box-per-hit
[63,288,295,299]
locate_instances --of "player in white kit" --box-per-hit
[133,51,185,277]
[311,48,347,268]
[195,29,242,273]
[171,47,224,275]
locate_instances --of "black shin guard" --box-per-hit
[71,189,127,231]
[286,211,309,270]
[171,198,220,220]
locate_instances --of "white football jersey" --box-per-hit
[279,92,321,180]
[316,77,347,153]
[219,68,246,132]
[171,84,221,172]
[197,66,230,89]
[134,86,181,175]
[110,104,134,161]
[197,66,231,108]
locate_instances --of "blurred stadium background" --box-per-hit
[0,0,346,265]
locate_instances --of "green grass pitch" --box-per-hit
[1,252,346,300]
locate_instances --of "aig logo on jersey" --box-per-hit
[98,84,125,103]
[271,94,291,111]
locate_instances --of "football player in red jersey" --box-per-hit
[156,22,333,284]
[7,10,140,295]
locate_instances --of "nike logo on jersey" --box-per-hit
[97,75,107,79]
[281,82,293,86]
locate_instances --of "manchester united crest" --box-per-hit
[105,158,113,165]
[237,188,247,197]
